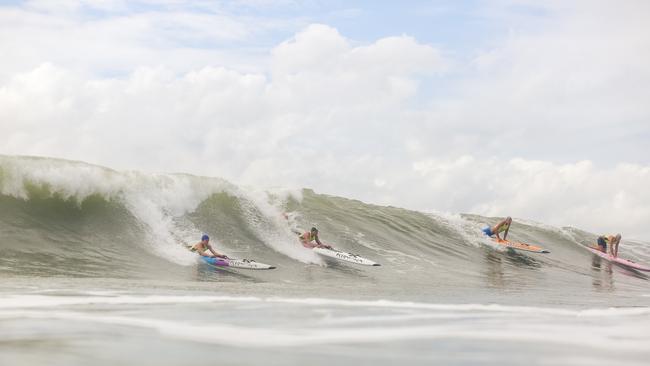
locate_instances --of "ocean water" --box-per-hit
[1,155,649,365]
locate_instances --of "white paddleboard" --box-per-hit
[313,247,380,266]
[201,256,276,270]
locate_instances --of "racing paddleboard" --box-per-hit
[201,256,276,270]
[586,246,650,272]
[185,244,276,270]
[493,238,550,253]
[313,247,380,266]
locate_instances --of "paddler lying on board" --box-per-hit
[482,217,512,241]
[189,234,228,259]
[299,227,333,249]
[596,234,621,257]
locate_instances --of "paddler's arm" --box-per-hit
[207,244,228,259]
[494,224,503,240]
[502,223,510,240]
[494,219,506,240]
[609,235,618,258]
[315,236,332,249]
[607,236,613,256]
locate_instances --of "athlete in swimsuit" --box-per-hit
[299,227,332,249]
[597,234,622,257]
[190,234,228,258]
[482,217,512,241]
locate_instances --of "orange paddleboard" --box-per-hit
[493,238,550,253]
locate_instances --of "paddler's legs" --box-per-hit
[597,236,607,253]
[612,234,621,258]
[482,227,493,237]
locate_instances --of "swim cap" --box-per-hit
[201,234,209,241]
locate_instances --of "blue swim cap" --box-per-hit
[201,234,209,241]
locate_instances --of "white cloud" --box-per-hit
[434,0,650,162]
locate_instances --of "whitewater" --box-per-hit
[1,155,649,366]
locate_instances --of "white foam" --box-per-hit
[264,297,650,317]
[117,173,237,265]
[234,187,322,264]
[0,155,124,201]
[265,186,304,205]
[3,294,650,318]
[316,312,479,325]
[0,294,254,309]
[1,307,649,350]
[283,211,303,234]
[33,289,125,297]
[2,294,650,351]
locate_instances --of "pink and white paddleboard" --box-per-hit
[586,246,650,272]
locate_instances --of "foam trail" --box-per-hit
[2,295,650,349]
[3,310,647,349]
[236,187,322,264]
[118,173,229,265]
[4,294,650,317]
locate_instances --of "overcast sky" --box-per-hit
[1,0,649,239]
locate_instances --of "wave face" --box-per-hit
[1,155,649,305]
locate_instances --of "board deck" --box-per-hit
[586,246,650,272]
[493,238,550,253]
[313,247,380,266]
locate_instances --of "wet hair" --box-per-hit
[310,227,318,233]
